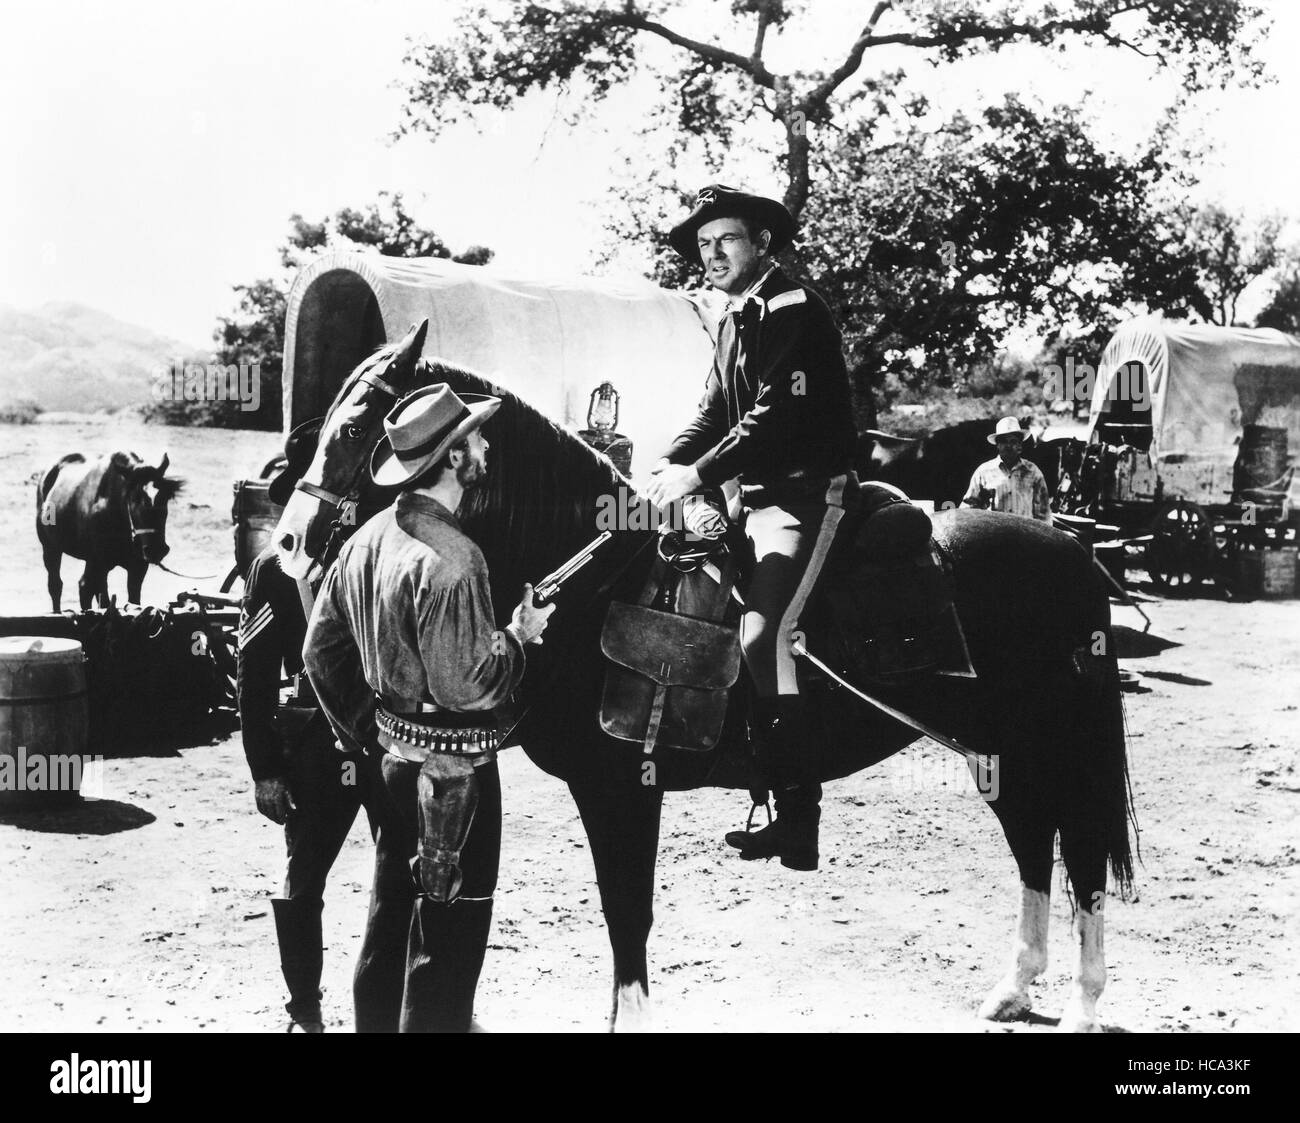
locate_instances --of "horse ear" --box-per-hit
[395,320,429,367]
[157,452,169,476]
[109,451,134,475]
[410,319,429,357]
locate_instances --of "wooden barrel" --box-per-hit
[231,479,284,578]
[0,636,89,806]
[1234,425,1289,493]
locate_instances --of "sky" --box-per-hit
[1,0,1297,347]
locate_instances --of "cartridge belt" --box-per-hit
[375,706,498,762]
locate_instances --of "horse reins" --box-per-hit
[123,475,218,580]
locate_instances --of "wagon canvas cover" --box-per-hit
[1089,316,1300,483]
[283,252,724,475]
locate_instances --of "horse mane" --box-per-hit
[417,356,645,618]
[99,452,184,501]
[153,475,185,500]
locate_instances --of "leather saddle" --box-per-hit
[598,483,969,755]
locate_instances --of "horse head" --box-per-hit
[275,319,429,578]
[112,451,184,564]
[275,325,643,622]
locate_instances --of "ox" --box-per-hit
[36,452,183,610]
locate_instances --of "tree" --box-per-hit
[151,193,493,430]
[398,2,1265,423]
[1256,252,1300,335]
[801,98,1213,410]
[400,1,1264,228]
[1183,204,1283,326]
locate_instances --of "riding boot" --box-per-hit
[271,897,325,1032]
[725,697,821,871]
[401,897,495,1032]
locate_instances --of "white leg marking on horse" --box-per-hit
[978,883,1049,1022]
[1058,896,1106,1033]
[612,981,654,1033]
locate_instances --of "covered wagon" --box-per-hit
[1059,316,1300,595]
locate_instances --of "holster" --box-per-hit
[415,753,481,904]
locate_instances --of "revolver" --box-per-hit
[532,531,613,606]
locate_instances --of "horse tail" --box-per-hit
[1095,639,1137,896]
[1057,586,1137,905]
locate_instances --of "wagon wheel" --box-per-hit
[1145,499,1214,595]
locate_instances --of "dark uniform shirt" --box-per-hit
[663,265,858,488]
[303,492,525,754]
[237,546,328,783]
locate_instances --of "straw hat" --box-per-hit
[987,417,1028,445]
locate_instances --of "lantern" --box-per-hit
[587,381,619,433]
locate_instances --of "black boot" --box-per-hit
[401,897,495,1032]
[271,897,325,1032]
[724,698,821,871]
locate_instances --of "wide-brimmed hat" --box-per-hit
[268,416,324,506]
[370,384,501,488]
[668,184,796,261]
[988,416,1028,445]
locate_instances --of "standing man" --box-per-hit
[643,185,859,873]
[304,384,553,1032]
[961,416,1053,523]
[238,418,390,1033]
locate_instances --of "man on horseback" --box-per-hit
[644,185,860,872]
[303,384,553,1032]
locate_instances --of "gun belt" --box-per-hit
[375,707,498,759]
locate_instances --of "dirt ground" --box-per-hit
[0,416,1296,1033]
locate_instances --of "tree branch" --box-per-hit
[612,7,777,89]
[808,3,1168,108]
[806,1,894,109]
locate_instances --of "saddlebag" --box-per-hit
[599,562,740,753]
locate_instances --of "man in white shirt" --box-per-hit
[962,416,1052,523]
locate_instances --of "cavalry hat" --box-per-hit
[268,416,324,506]
[370,383,501,488]
[668,184,796,261]
[987,416,1028,445]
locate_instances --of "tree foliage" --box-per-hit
[1182,204,1283,326]
[398,2,1268,423]
[1256,251,1300,336]
[401,1,1264,219]
[150,193,492,430]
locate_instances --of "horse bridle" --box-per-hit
[292,369,407,566]
[124,479,159,550]
[292,370,405,509]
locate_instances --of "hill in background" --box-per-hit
[0,302,205,413]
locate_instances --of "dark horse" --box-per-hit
[36,451,183,610]
[275,325,1134,1032]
